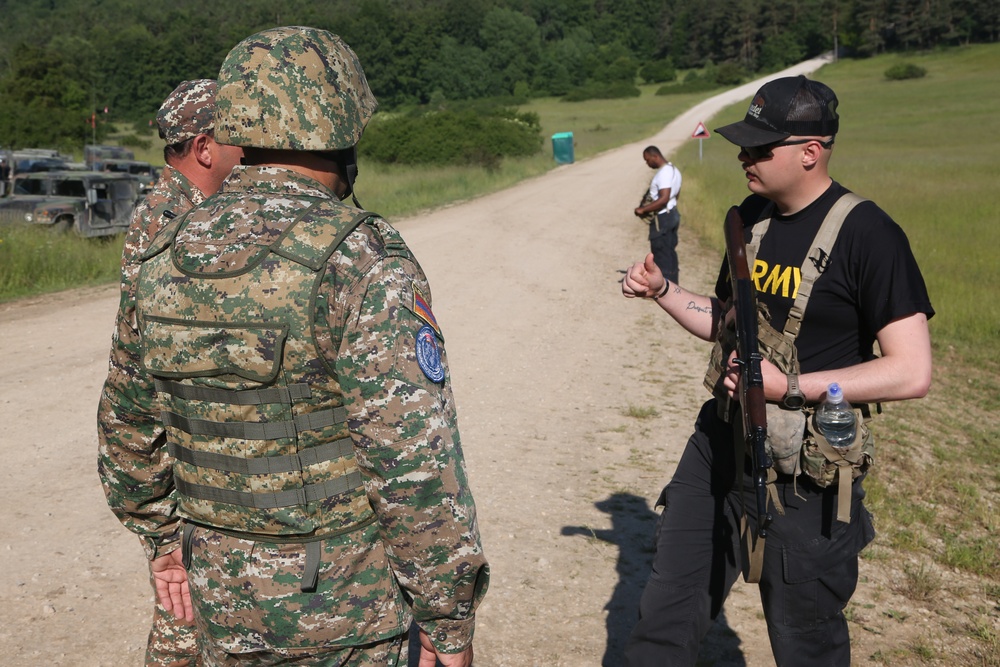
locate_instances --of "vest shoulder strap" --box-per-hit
[784,192,867,339]
[271,202,377,271]
[140,209,188,261]
[745,193,868,342]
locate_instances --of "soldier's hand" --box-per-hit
[622,253,665,299]
[151,549,194,622]
[417,628,473,667]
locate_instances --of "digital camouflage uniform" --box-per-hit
[124,165,205,667]
[99,27,488,666]
[99,78,220,667]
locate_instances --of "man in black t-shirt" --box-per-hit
[620,76,933,666]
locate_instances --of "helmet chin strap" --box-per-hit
[340,147,362,209]
[309,147,363,208]
[345,162,362,209]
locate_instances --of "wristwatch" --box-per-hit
[782,373,805,409]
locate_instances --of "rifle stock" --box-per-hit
[724,206,773,539]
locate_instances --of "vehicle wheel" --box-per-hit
[49,217,74,234]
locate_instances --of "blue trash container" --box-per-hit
[552,132,574,164]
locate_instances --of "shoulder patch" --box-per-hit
[410,286,441,339]
[415,325,445,383]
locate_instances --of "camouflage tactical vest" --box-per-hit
[136,200,375,541]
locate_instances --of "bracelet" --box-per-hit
[650,281,669,300]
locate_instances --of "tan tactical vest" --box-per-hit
[136,201,375,543]
[704,194,876,523]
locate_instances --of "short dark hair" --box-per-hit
[163,128,215,165]
[643,146,663,158]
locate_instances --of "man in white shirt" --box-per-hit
[634,146,683,282]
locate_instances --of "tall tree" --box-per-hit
[481,7,543,94]
[0,44,97,150]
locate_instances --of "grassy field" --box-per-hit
[0,225,125,300]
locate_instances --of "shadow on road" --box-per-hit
[562,491,748,667]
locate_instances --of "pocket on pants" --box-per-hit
[779,519,871,627]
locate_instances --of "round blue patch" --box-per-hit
[415,325,445,383]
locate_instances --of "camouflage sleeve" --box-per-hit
[96,203,180,561]
[330,220,489,654]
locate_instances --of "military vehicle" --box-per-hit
[0,170,140,237]
[101,158,158,194]
[84,144,135,170]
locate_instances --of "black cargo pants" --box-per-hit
[623,400,875,667]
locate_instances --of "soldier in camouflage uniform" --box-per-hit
[98,27,489,667]
[99,78,242,667]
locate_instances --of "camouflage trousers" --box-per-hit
[185,525,409,666]
[198,635,406,667]
[147,563,202,666]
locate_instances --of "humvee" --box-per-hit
[0,170,140,237]
[101,159,158,194]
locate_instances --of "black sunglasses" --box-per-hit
[741,138,834,161]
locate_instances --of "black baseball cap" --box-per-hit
[715,76,839,148]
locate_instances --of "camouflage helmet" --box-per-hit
[215,26,378,151]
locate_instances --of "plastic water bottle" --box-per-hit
[814,383,857,450]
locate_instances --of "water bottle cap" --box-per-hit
[827,383,844,402]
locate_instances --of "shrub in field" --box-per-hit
[885,63,927,80]
[562,81,641,102]
[714,62,746,86]
[640,59,677,84]
[361,107,542,168]
[118,133,152,150]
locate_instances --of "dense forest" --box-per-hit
[0,0,997,151]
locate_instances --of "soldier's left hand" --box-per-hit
[151,549,194,622]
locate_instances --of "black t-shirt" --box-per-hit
[715,181,934,374]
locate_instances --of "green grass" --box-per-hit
[623,405,660,420]
[0,225,124,300]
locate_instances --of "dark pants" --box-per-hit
[624,401,875,667]
[650,209,680,284]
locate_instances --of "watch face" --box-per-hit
[783,394,805,410]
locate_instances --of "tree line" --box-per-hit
[0,0,996,152]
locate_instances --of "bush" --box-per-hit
[714,62,746,86]
[885,63,927,80]
[360,107,542,168]
[639,59,676,84]
[562,81,641,102]
[117,133,152,150]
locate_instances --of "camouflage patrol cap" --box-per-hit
[157,79,218,145]
[215,26,378,151]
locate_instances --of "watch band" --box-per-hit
[782,373,805,409]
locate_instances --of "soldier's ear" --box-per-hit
[191,134,213,168]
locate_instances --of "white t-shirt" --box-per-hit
[648,163,682,214]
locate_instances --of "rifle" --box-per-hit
[724,206,773,556]
[637,190,657,225]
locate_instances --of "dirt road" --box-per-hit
[1,59,834,666]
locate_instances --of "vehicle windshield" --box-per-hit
[53,179,87,198]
